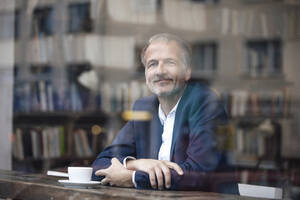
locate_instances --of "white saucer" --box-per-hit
[58,179,100,188]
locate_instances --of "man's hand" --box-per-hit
[126,159,183,190]
[95,157,134,188]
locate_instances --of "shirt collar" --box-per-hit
[158,97,181,126]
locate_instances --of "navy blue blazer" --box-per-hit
[92,82,228,191]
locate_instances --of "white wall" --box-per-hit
[63,34,135,69]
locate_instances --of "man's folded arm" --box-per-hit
[134,97,227,190]
[133,125,219,191]
[91,120,136,181]
[91,98,151,183]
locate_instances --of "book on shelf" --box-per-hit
[74,131,84,157]
[79,129,93,157]
[74,129,93,157]
[42,128,49,159]
[47,83,54,111]
[13,128,24,160]
[30,130,38,159]
[49,127,61,158]
[22,128,33,158]
[230,90,248,117]
[59,127,65,156]
[38,80,47,111]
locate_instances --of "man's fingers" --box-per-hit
[160,165,171,189]
[100,178,109,185]
[95,168,108,176]
[148,170,157,189]
[164,161,184,175]
[155,167,164,190]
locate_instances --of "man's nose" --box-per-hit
[157,62,166,74]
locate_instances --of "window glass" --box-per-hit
[68,3,92,33]
[32,7,55,36]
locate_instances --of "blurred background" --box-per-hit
[0,0,300,197]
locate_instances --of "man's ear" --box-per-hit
[185,67,192,81]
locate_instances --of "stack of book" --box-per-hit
[12,126,65,160]
[222,89,290,118]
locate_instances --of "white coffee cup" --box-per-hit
[68,167,93,182]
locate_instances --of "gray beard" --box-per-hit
[148,82,185,98]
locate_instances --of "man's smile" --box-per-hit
[154,79,172,83]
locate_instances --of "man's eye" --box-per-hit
[147,62,157,68]
[166,60,176,65]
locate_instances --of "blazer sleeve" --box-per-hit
[91,96,158,182]
[134,92,227,191]
[91,119,136,181]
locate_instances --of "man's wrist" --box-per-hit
[126,159,137,170]
[122,157,137,188]
[123,156,136,169]
[132,171,137,188]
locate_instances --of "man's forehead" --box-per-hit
[145,41,181,59]
[147,40,179,49]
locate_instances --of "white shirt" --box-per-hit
[157,99,180,161]
[124,98,181,187]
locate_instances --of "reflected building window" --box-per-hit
[31,7,55,37]
[132,0,161,13]
[68,2,92,33]
[246,40,282,77]
[0,11,17,40]
[191,42,217,74]
[14,10,20,39]
[157,0,162,10]
[135,46,144,74]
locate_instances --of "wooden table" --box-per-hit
[0,170,263,200]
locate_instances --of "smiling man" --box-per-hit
[92,33,227,191]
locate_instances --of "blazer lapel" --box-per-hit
[150,113,163,158]
[170,106,182,160]
[169,84,191,160]
[149,98,163,159]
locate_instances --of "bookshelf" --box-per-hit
[12,61,107,172]
[12,62,149,172]
[216,86,292,170]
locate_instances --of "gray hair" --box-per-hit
[140,33,192,69]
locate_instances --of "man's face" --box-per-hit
[144,41,191,97]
